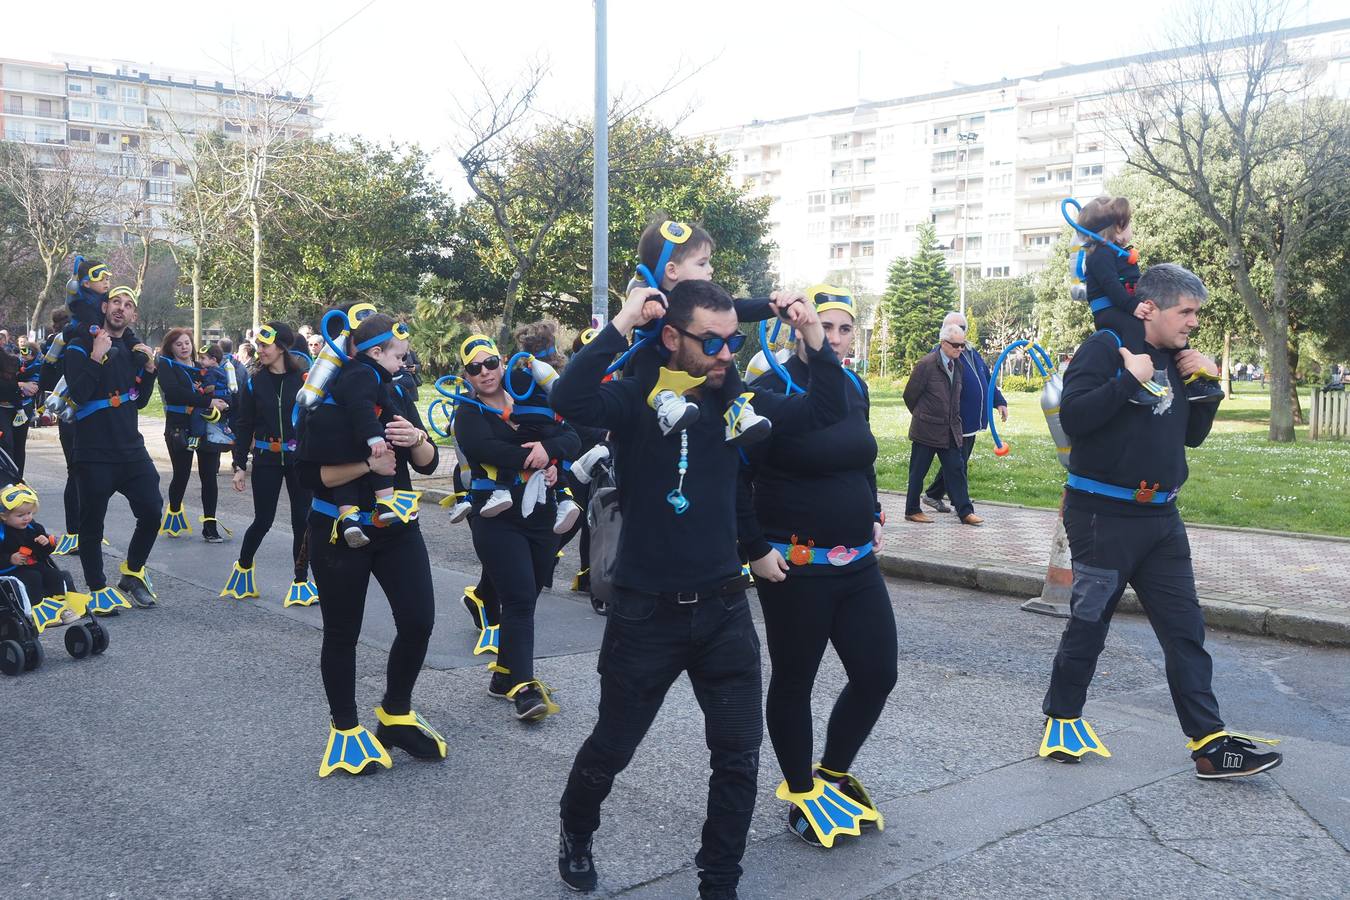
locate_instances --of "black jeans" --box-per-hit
[905,441,973,517]
[166,436,221,518]
[311,520,435,730]
[925,434,977,502]
[76,457,162,589]
[1042,503,1224,739]
[560,587,763,894]
[239,463,311,578]
[58,421,80,534]
[469,511,559,684]
[759,562,898,793]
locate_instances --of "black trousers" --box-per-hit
[58,421,79,534]
[239,464,310,579]
[12,560,69,602]
[469,511,558,684]
[1092,307,1147,355]
[1043,504,1224,739]
[165,435,221,518]
[905,441,973,517]
[76,457,162,590]
[310,520,435,730]
[758,562,897,793]
[10,420,28,478]
[925,434,977,502]
[560,587,763,894]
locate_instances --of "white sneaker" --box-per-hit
[448,499,473,524]
[570,444,611,484]
[553,499,581,535]
[655,389,700,436]
[725,398,771,446]
[481,489,513,517]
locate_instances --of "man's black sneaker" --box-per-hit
[513,684,549,721]
[921,494,951,514]
[118,575,157,609]
[202,519,224,543]
[787,805,823,847]
[557,824,598,892]
[487,671,512,699]
[1185,377,1226,403]
[1193,735,1283,779]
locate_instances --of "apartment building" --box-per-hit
[705,19,1350,298]
[1,55,319,240]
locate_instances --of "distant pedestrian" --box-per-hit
[903,323,981,525]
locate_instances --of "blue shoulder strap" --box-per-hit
[1098,329,1122,348]
[842,367,866,400]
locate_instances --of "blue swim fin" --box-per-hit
[777,777,880,848]
[376,490,421,524]
[319,723,392,777]
[86,586,131,617]
[815,766,884,832]
[159,506,191,537]
[284,580,320,608]
[30,596,67,634]
[54,533,79,556]
[220,562,259,599]
[1039,717,1111,762]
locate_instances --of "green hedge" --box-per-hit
[998,374,1047,393]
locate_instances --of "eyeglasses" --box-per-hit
[465,355,502,376]
[671,325,746,357]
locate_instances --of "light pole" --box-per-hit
[957,130,978,315]
[592,0,608,330]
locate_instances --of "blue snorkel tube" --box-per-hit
[434,373,505,420]
[757,317,800,394]
[987,339,1056,456]
[1061,198,1138,264]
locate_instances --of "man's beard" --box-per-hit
[672,344,727,389]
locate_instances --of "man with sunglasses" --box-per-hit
[549,279,848,900]
[903,323,982,526]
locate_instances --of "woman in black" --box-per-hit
[222,322,315,606]
[454,334,580,722]
[740,288,898,848]
[157,328,231,543]
[298,309,445,777]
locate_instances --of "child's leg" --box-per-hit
[331,480,363,514]
[1092,307,1147,354]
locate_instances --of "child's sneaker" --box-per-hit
[1128,382,1167,407]
[481,489,513,517]
[343,524,369,548]
[725,392,771,446]
[448,497,472,524]
[1185,371,1226,403]
[655,389,699,435]
[553,498,581,535]
[570,444,610,484]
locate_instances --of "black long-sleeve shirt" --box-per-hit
[156,357,213,430]
[63,332,157,464]
[551,321,849,595]
[232,366,306,470]
[737,358,879,574]
[0,519,56,574]
[1061,331,1219,517]
[1084,245,1141,315]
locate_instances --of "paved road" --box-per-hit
[3,438,1348,898]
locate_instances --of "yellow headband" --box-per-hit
[108,285,138,302]
[579,327,598,346]
[459,334,499,366]
[810,283,855,318]
[1,483,38,511]
[346,303,378,330]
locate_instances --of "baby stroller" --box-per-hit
[0,574,108,675]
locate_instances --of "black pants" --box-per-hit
[925,434,977,503]
[76,457,162,590]
[1093,307,1147,355]
[165,435,221,518]
[10,420,28,477]
[311,520,435,730]
[560,587,763,894]
[469,511,558,684]
[239,464,310,579]
[758,562,898,793]
[58,421,79,534]
[1043,503,1224,739]
[12,560,69,602]
[905,442,973,517]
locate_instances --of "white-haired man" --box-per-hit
[903,323,981,525]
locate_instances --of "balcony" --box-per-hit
[1014,244,1055,259]
[1017,150,1073,168]
[1017,179,1071,198]
[1018,119,1075,139]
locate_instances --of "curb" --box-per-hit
[876,551,1350,648]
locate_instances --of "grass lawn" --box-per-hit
[868,380,1350,538]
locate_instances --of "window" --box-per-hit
[96,132,111,145]
[880,212,901,233]
[860,157,876,174]
[36,125,61,144]
[1058,105,1072,121]
[3,96,20,114]
[121,106,145,124]
[858,242,874,258]
[1030,109,1049,126]
[37,98,54,117]
[1077,138,1102,153]
[95,84,111,98]
[807,221,825,238]
[121,134,140,149]
[68,81,84,93]
[807,191,825,212]
[1027,234,1054,247]
[151,161,169,177]
[222,98,241,115]
[70,100,91,120]
[69,128,91,143]
[1054,168,1073,183]
[985,266,1010,277]
[147,180,173,201]
[831,134,849,152]
[830,244,848,260]
[175,162,189,176]
[121,86,140,103]
[1078,164,1104,178]
[831,191,850,205]
[97,103,117,122]
[224,121,242,133]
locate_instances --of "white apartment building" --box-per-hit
[1,55,319,240]
[705,19,1350,298]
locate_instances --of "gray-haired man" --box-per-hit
[903,323,981,525]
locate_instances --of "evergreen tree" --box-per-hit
[891,224,956,374]
[880,254,912,375]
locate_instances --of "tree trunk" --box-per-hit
[1220,331,1232,398]
[192,256,202,342]
[1266,303,1295,442]
[1288,338,1303,426]
[498,266,525,348]
[250,203,263,334]
[28,255,58,336]
[136,235,151,293]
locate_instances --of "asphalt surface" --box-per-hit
[3,437,1349,899]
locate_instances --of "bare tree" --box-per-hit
[1111,0,1350,441]
[0,142,114,334]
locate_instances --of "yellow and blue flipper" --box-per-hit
[1184,730,1281,753]
[374,706,448,760]
[376,490,421,524]
[816,766,884,831]
[319,724,392,777]
[507,680,561,720]
[86,586,131,616]
[61,591,92,618]
[474,624,500,656]
[1039,717,1111,761]
[776,777,881,848]
[645,366,706,409]
[30,596,67,634]
[284,580,319,608]
[54,533,79,555]
[159,506,191,537]
[220,562,259,599]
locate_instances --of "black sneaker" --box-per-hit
[921,495,951,514]
[1128,385,1164,406]
[1186,377,1226,403]
[1193,735,1283,779]
[557,824,598,892]
[487,672,512,699]
[117,575,158,609]
[700,889,739,900]
[513,684,549,721]
[787,805,823,847]
[375,721,444,761]
[202,519,224,544]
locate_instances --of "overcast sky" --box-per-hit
[4,0,1344,191]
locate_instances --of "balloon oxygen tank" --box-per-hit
[297,303,377,410]
[225,359,239,394]
[44,376,75,423]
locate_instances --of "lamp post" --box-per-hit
[957,130,978,315]
[592,0,608,330]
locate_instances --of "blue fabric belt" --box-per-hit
[511,405,555,420]
[165,404,197,415]
[255,438,297,453]
[768,540,875,567]
[1088,297,1113,314]
[310,498,375,524]
[1067,473,1178,505]
[74,391,135,421]
[470,476,524,491]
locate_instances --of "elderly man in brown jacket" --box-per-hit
[903,323,983,525]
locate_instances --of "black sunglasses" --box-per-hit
[671,325,747,357]
[465,355,502,376]
[944,340,967,350]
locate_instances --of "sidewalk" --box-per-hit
[29,421,1350,647]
